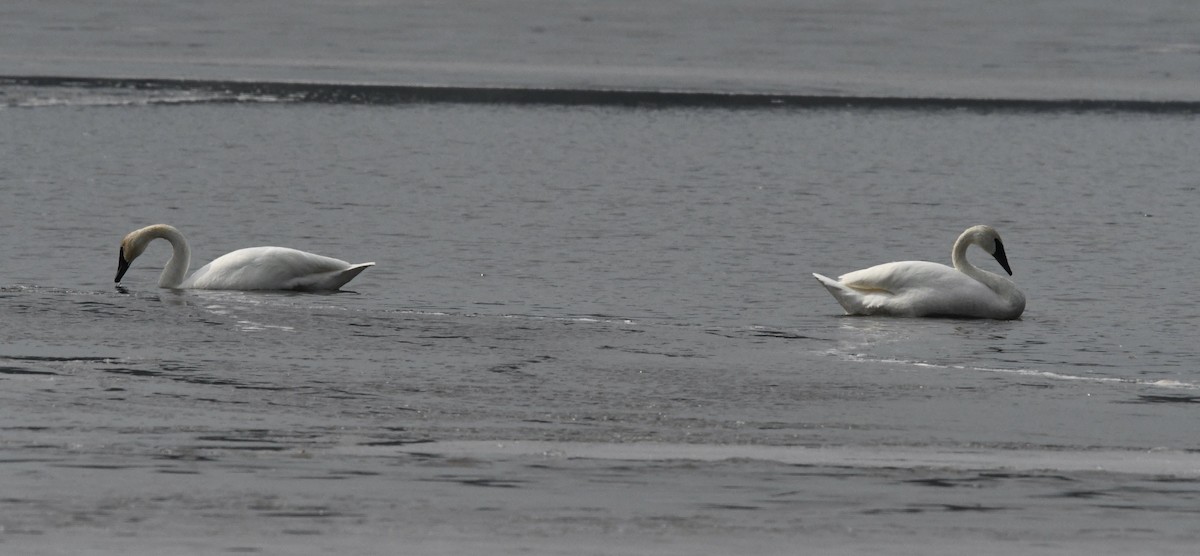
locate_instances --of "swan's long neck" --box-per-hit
[143,225,191,288]
[950,232,977,276]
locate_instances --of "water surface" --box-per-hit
[4,2,1200,553]
[2,87,1199,554]
[3,0,1200,99]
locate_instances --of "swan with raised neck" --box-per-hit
[812,225,1026,319]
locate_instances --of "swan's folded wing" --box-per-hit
[837,261,955,293]
[184,247,371,290]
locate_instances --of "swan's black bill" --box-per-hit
[992,239,1013,275]
[115,247,130,283]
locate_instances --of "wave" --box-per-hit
[5,90,284,109]
[5,74,1200,113]
[1,81,289,109]
[346,439,1200,477]
[829,350,1200,390]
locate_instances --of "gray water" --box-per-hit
[4,0,1200,99]
[3,2,1200,555]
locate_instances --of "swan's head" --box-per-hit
[116,230,146,283]
[963,225,1013,276]
[115,225,169,283]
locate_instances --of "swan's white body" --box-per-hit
[116,224,373,291]
[813,225,1025,319]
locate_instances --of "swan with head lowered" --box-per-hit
[813,225,1025,319]
[115,224,374,291]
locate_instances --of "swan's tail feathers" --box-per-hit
[813,273,867,315]
[294,262,375,291]
[331,262,375,290]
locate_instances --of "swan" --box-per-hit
[812,225,1025,319]
[115,224,374,291]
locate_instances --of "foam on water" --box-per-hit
[829,350,1200,391]
[1,85,287,109]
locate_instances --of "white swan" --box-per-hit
[813,225,1025,319]
[115,224,374,291]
